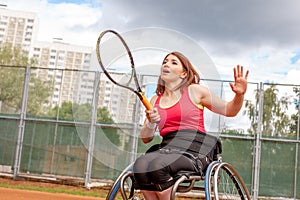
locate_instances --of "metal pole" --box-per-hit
[129,75,143,164]
[84,71,100,188]
[218,81,224,133]
[293,89,300,199]
[130,102,140,164]
[50,68,63,174]
[13,67,31,179]
[252,82,263,199]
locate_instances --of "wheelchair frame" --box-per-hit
[106,157,251,200]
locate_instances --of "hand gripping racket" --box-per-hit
[96,30,152,110]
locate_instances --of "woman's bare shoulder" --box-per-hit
[189,84,209,93]
[150,95,159,105]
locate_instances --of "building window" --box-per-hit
[18,18,24,23]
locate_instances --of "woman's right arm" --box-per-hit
[140,96,160,143]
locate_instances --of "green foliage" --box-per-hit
[243,99,257,135]
[244,85,296,137]
[0,44,53,115]
[27,77,53,115]
[50,102,91,121]
[48,101,119,146]
[49,101,114,123]
[0,44,35,66]
[290,87,300,135]
[0,67,24,112]
[221,128,245,135]
[97,107,114,123]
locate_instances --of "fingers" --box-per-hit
[145,107,160,123]
[229,82,234,91]
[231,65,249,95]
[233,66,237,80]
[245,70,249,80]
[236,65,243,77]
[234,65,249,79]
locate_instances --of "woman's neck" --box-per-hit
[164,81,182,94]
[160,88,182,108]
[163,87,181,97]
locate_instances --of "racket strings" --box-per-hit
[96,30,142,92]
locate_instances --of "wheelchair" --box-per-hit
[106,138,251,200]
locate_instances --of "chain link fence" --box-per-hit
[0,65,299,199]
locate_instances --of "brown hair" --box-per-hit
[155,51,200,95]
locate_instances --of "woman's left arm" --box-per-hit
[226,65,249,116]
[195,65,249,117]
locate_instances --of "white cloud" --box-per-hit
[286,69,300,85]
[37,2,102,45]
[210,45,300,84]
[4,0,300,85]
[247,47,299,83]
[5,0,102,46]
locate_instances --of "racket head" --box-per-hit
[96,30,152,110]
[96,30,141,93]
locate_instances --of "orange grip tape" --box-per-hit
[140,93,152,110]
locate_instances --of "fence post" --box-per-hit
[50,68,64,174]
[252,82,263,199]
[293,90,300,199]
[13,66,31,179]
[84,71,100,188]
[129,75,143,164]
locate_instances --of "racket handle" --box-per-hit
[139,93,152,110]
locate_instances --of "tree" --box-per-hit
[244,85,292,137]
[97,107,114,123]
[221,127,245,135]
[290,87,300,136]
[0,44,35,66]
[49,101,114,123]
[0,44,53,115]
[50,101,92,121]
[243,88,260,135]
[49,102,119,145]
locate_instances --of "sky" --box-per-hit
[2,0,300,85]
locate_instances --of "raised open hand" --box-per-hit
[229,65,249,95]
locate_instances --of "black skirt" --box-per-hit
[159,130,221,159]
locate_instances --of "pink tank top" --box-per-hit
[155,86,206,136]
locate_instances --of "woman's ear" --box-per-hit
[180,71,187,79]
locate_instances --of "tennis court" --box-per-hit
[0,188,104,200]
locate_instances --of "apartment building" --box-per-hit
[98,72,137,123]
[0,6,38,51]
[0,6,140,124]
[31,40,93,107]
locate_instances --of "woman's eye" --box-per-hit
[172,62,177,65]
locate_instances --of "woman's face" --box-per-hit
[160,54,186,83]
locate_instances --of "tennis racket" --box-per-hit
[96,29,152,110]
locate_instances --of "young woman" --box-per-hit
[133,51,249,200]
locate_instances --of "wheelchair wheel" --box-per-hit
[106,162,145,200]
[213,162,251,200]
[204,161,221,200]
[106,163,135,200]
[120,171,145,200]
